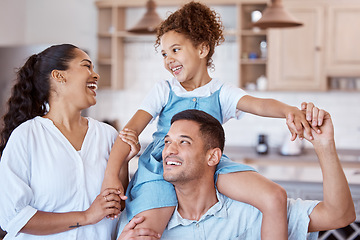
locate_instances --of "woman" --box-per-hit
[0,44,153,239]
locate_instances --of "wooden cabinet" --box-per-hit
[238,3,268,90]
[267,2,326,91]
[326,2,360,77]
[96,3,126,89]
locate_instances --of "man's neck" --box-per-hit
[174,180,218,221]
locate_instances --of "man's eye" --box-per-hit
[180,140,189,144]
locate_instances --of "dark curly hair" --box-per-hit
[0,44,78,154]
[155,1,224,70]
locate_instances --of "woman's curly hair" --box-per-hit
[0,44,78,154]
[155,1,225,70]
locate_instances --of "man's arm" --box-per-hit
[306,110,356,231]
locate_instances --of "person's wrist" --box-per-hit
[285,105,297,118]
[313,139,336,153]
[104,168,121,179]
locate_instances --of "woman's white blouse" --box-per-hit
[0,117,118,239]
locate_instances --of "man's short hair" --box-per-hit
[171,109,225,152]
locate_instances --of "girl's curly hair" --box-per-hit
[155,1,224,70]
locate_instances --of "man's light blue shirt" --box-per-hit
[117,191,319,240]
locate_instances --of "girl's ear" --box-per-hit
[199,42,210,59]
[207,148,222,167]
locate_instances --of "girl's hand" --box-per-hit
[117,216,161,240]
[84,188,122,225]
[119,128,141,162]
[285,106,313,141]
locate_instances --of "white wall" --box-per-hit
[1,1,359,150]
[0,0,26,45]
[0,0,98,59]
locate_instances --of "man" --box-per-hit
[118,109,355,239]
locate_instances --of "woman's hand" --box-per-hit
[119,128,141,162]
[84,188,122,224]
[117,216,161,240]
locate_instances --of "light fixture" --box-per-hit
[128,0,163,34]
[253,0,303,29]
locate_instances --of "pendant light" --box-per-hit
[128,0,163,34]
[253,0,303,29]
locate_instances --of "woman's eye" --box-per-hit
[173,48,180,53]
[84,65,91,69]
[162,53,167,58]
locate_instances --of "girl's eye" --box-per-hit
[162,53,167,58]
[173,48,180,53]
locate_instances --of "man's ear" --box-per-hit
[198,42,210,59]
[51,70,66,83]
[207,148,222,167]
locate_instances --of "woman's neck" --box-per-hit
[44,101,85,132]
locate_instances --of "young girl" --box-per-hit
[103,2,322,239]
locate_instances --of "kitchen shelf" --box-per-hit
[241,59,267,64]
[239,2,268,90]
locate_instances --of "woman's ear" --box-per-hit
[207,148,222,167]
[51,70,66,83]
[199,42,210,59]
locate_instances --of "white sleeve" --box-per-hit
[0,125,37,237]
[139,80,170,120]
[219,83,248,123]
[287,198,320,240]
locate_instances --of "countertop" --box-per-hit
[223,146,360,184]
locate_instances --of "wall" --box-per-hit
[0,0,26,45]
[0,1,359,150]
[0,0,98,59]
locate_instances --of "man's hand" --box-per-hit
[301,103,333,145]
[117,216,161,240]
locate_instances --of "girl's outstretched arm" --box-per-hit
[236,95,321,140]
[101,110,153,196]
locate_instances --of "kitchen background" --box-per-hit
[1,0,360,238]
[1,0,359,150]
